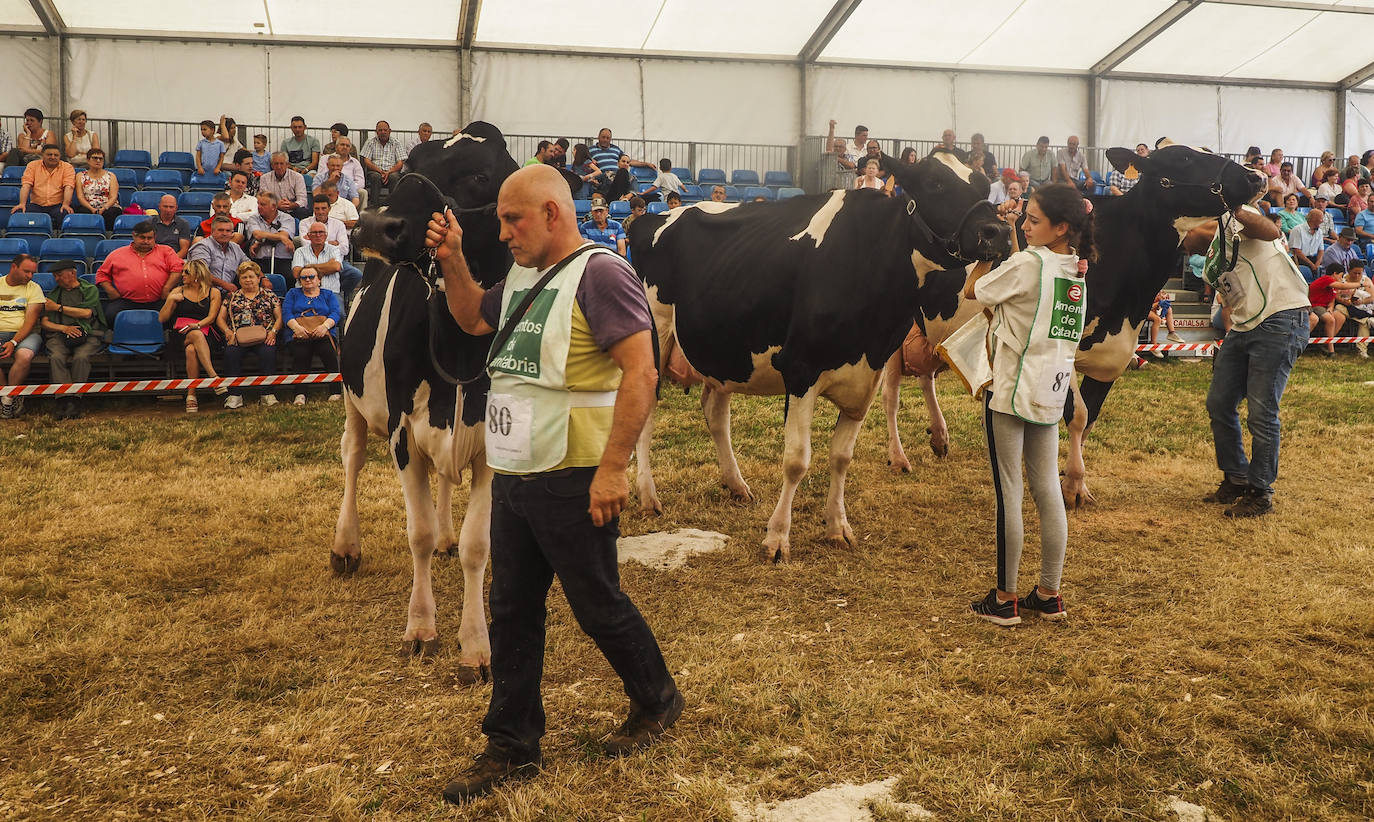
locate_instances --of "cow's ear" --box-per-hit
[1107,147,1143,174]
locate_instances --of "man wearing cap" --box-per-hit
[1019,136,1054,191]
[987,168,1020,205]
[0,254,44,419]
[1324,227,1362,274]
[579,197,626,257]
[41,260,104,419]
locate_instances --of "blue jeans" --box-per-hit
[1206,307,1308,494]
[340,263,363,301]
[482,468,676,761]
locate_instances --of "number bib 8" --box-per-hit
[486,393,533,463]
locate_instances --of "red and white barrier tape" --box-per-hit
[0,372,342,398]
[1136,336,1373,353]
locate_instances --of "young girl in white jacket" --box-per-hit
[966,183,1091,626]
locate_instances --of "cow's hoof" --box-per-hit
[455,663,491,686]
[927,428,950,459]
[638,500,664,516]
[330,552,360,577]
[435,542,459,559]
[887,457,912,474]
[724,484,754,503]
[827,531,854,550]
[762,538,790,564]
[403,637,441,659]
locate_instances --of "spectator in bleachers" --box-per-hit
[1362,150,1374,183]
[74,148,122,230]
[1353,194,1374,245]
[361,120,405,206]
[641,158,683,203]
[153,194,193,259]
[0,126,11,167]
[930,129,969,163]
[1146,289,1184,357]
[1316,169,1343,202]
[292,221,344,293]
[846,124,868,166]
[259,152,309,219]
[863,140,883,168]
[1310,195,1338,242]
[227,170,259,221]
[322,123,347,161]
[1107,158,1139,196]
[664,191,682,209]
[403,123,433,157]
[299,194,361,302]
[1288,208,1326,273]
[622,196,647,230]
[569,143,604,189]
[63,109,99,168]
[969,133,997,178]
[321,181,358,229]
[160,258,226,412]
[1268,161,1311,207]
[825,119,861,178]
[281,116,320,174]
[579,198,626,256]
[1348,180,1370,219]
[230,151,260,195]
[548,137,570,168]
[249,133,270,175]
[988,167,1018,204]
[217,260,282,409]
[898,147,917,166]
[1276,194,1305,234]
[324,137,367,205]
[588,128,653,177]
[189,215,248,292]
[282,266,341,404]
[5,108,55,167]
[1053,135,1092,193]
[1308,262,1358,356]
[13,144,75,221]
[312,155,360,207]
[855,158,886,192]
[1311,151,1337,189]
[1325,227,1361,274]
[196,193,244,243]
[97,219,182,326]
[217,115,245,158]
[709,185,727,202]
[40,260,103,418]
[245,192,297,278]
[0,254,43,419]
[1263,148,1283,178]
[1334,261,1374,358]
[1020,136,1054,191]
[1243,145,1262,165]
[194,119,227,177]
[604,154,638,201]
[525,140,554,167]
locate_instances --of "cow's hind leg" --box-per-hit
[762,387,818,563]
[331,393,366,576]
[634,406,664,515]
[881,351,912,473]
[393,426,442,658]
[453,461,493,685]
[1061,377,1113,509]
[704,384,752,501]
[919,374,949,458]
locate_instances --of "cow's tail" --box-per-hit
[650,312,662,402]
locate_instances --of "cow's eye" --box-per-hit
[472,173,489,184]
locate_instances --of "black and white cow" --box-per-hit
[881,142,1265,505]
[629,152,1011,561]
[330,122,520,683]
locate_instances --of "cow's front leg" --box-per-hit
[331,394,366,576]
[881,351,911,473]
[763,388,818,563]
[633,407,663,515]
[1061,386,1094,509]
[919,373,949,458]
[703,384,752,501]
[394,427,442,658]
[453,461,493,684]
[824,407,868,549]
[433,472,458,557]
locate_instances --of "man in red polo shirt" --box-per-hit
[194,193,244,244]
[96,219,183,326]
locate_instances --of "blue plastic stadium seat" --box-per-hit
[647,202,669,214]
[671,167,693,184]
[680,184,703,202]
[113,150,151,169]
[112,214,147,236]
[609,201,631,217]
[117,189,133,208]
[39,237,88,261]
[109,167,139,189]
[143,169,185,191]
[132,191,172,210]
[634,182,653,195]
[743,186,774,201]
[763,171,793,188]
[94,238,130,265]
[777,187,805,199]
[574,199,592,218]
[107,310,166,359]
[30,271,56,293]
[631,166,656,183]
[2,167,25,182]
[265,273,287,297]
[9,212,53,235]
[731,169,761,186]
[178,191,216,212]
[0,188,19,209]
[158,151,195,170]
[0,237,31,260]
[697,168,726,186]
[79,273,95,285]
[0,212,8,233]
[722,185,741,201]
[188,173,226,190]
[61,213,106,235]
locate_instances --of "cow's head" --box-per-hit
[1106,141,1265,223]
[884,150,1010,265]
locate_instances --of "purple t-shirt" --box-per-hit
[480,250,651,351]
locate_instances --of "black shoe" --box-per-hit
[970,588,1021,626]
[1203,478,1246,505]
[603,690,685,757]
[1224,487,1273,518]
[66,400,82,420]
[1018,588,1067,620]
[441,750,541,804]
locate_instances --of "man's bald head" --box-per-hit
[497,164,582,269]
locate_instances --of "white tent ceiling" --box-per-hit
[3,0,1374,89]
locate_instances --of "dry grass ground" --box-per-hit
[1,355,1372,821]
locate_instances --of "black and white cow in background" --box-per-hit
[880,142,1265,505]
[629,151,1011,562]
[331,122,520,683]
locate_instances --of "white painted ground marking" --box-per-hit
[617,529,728,570]
[732,778,932,822]
[1167,795,1217,821]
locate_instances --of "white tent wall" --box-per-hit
[642,60,798,145]
[66,38,268,124]
[1096,80,1221,154]
[0,36,55,117]
[1218,86,1334,158]
[805,65,954,146]
[1346,93,1374,156]
[952,73,1087,146]
[470,51,645,141]
[265,46,459,132]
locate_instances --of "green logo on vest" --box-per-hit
[489,287,560,378]
[1048,277,1085,342]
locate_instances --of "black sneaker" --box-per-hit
[1018,589,1067,620]
[0,399,11,419]
[1224,487,1273,518]
[1203,478,1246,505]
[441,750,541,804]
[970,589,1021,626]
[603,690,685,757]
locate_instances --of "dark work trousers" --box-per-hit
[482,467,677,762]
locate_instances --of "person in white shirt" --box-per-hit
[299,194,361,300]
[321,181,359,229]
[291,221,344,293]
[642,158,683,202]
[226,171,259,220]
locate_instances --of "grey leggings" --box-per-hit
[983,392,1067,593]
